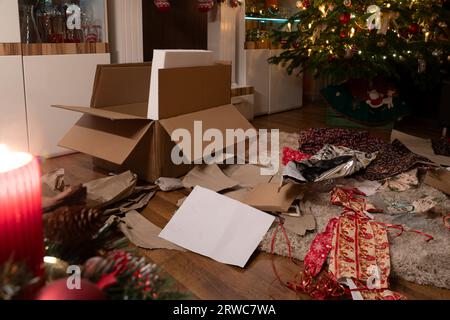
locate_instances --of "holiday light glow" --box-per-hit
[268,0,449,88]
[0,144,33,173]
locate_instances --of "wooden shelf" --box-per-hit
[0,43,21,56]
[231,86,254,97]
[0,42,109,56]
[21,43,109,56]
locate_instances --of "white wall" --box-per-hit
[107,0,143,63]
[208,4,238,84]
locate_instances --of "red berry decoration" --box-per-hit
[339,12,351,25]
[303,0,311,9]
[408,23,419,34]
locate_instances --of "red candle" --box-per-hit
[0,145,44,276]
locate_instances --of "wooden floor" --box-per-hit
[41,104,450,300]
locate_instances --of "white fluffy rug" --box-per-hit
[259,132,450,289]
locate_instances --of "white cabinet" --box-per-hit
[24,53,110,156]
[0,56,29,151]
[0,0,110,156]
[245,49,270,115]
[0,0,28,151]
[208,2,303,115]
[269,49,303,114]
[246,49,303,115]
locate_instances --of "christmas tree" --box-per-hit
[269,0,450,90]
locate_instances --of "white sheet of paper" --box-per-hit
[353,180,382,196]
[159,186,275,268]
[148,50,214,120]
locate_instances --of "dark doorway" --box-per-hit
[142,0,208,61]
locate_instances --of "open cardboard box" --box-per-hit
[53,62,254,182]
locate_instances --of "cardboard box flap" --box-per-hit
[159,104,254,163]
[90,63,152,108]
[52,104,147,120]
[157,64,232,119]
[59,115,153,165]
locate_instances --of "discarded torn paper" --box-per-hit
[41,168,65,197]
[283,145,377,183]
[381,169,419,192]
[84,171,137,208]
[412,196,438,213]
[223,164,273,188]
[41,168,87,211]
[182,164,239,192]
[391,130,450,166]
[244,183,302,212]
[223,188,253,202]
[113,211,185,251]
[159,186,275,268]
[424,169,450,195]
[42,185,87,212]
[351,180,382,196]
[103,189,157,215]
[155,177,184,192]
[282,215,316,236]
[335,178,382,196]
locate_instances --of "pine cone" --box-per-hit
[44,206,106,244]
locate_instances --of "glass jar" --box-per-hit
[49,0,66,43]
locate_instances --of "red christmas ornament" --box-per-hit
[302,0,311,9]
[230,0,239,8]
[198,0,214,12]
[340,29,348,38]
[154,0,170,12]
[36,279,106,300]
[339,12,351,25]
[408,23,419,34]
